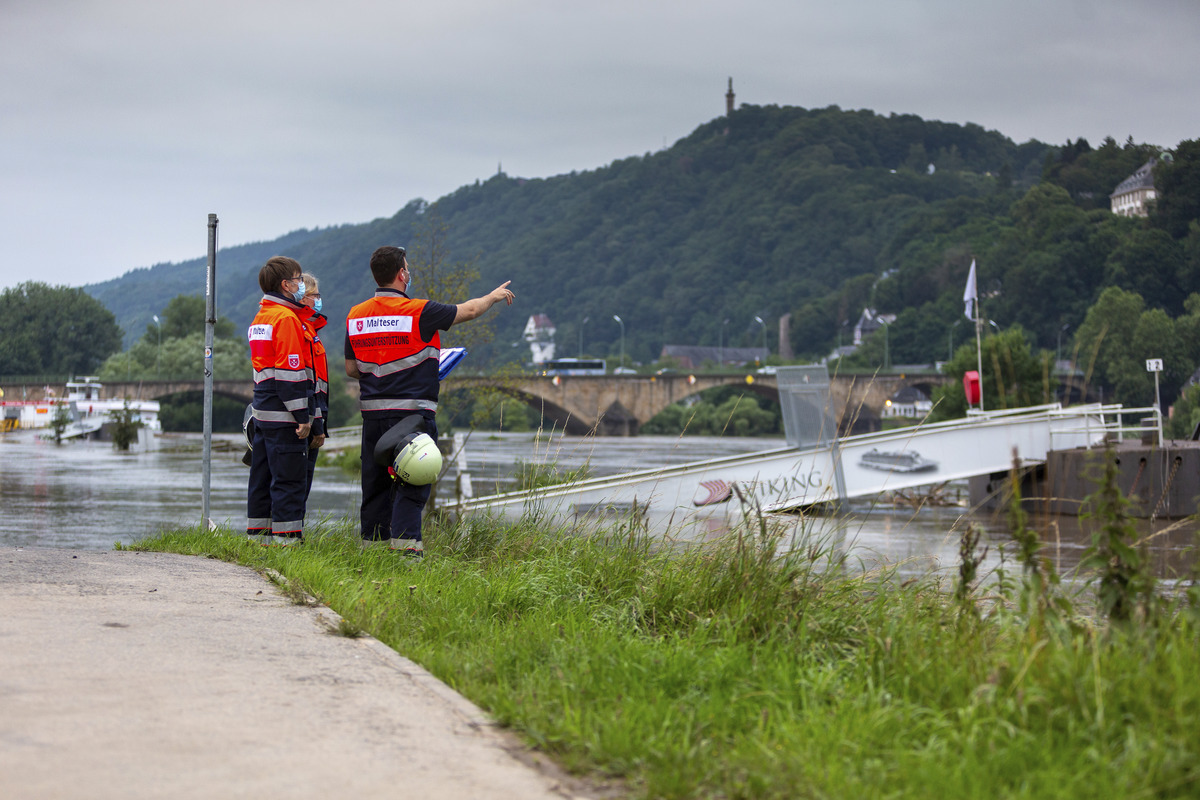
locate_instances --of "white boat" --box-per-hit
[0,377,161,439]
[858,448,939,473]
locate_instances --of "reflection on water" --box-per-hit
[1,430,1195,585]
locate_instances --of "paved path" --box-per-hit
[0,548,603,799]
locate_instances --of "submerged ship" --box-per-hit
[0,377,161,439]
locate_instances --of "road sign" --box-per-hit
[1146,358,1163,372]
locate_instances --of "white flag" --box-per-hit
[963,259,977,320]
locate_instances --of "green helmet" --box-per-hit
[391,432,442,485]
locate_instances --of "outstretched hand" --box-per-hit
[491,281,515,306]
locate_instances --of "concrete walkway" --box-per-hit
[0,548,605,800]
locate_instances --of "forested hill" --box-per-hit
[86,103,1180,368]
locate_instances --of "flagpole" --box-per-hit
[975,299,984,412]
[963,258,984,412]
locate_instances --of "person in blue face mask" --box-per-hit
[246,257,315,545]
[299,272,328,499]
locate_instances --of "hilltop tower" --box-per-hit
[725,77,735,116]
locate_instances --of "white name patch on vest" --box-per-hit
[349,315,413,335]
[248,324,273,341]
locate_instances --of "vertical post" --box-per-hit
[882,320,890,372]
[153,316,161,379]
[612,315,624,371]
[974,311,984,412]
[1147,358,1163,447]
[202,213,218,530]
[755,316,767,364]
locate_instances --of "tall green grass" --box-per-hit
[131,493,1200,799]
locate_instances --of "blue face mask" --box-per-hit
[313,297,323,315]
[289,279,306,304]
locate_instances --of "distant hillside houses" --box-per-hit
[883,385,933,419]
[854,308,896,346]
[1110,159,1157,217]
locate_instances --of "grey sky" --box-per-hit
[2,0,1197,292]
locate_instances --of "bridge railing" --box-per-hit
[1043,404,1163,449]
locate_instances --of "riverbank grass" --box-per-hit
[130,514,1200,799]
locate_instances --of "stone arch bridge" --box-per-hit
[437,372,954,436]
[8,372,1042,437]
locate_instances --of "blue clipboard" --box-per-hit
[438,347,467,381]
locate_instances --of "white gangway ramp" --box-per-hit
[444,400,1110,534]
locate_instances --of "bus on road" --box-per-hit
[541,358,607,376]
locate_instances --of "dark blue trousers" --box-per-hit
[305,438,319,499]
[360,413,437,542]
[247,425,309,537]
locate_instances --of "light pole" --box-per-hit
[612,314,624,371]
[948,318,964,362]
[1056,323,1070,367]
[754,316,767,363]
[579,316,588,358]
[719,318,729,368]
[153,315,161,379]
[881,318,890,371]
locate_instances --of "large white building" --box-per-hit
[1110,159,1157,217]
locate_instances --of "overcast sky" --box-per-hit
[2,0,1197,293]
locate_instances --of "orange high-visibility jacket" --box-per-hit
[248,294,314,427]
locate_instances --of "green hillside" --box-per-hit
[84,104,1195,383]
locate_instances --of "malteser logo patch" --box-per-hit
[288,354,300,369]
[349,315,413,337]
[248,324,273,341]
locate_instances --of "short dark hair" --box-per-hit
[369,246,407,287]
[259,256,302,294]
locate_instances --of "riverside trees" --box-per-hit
[0,282,122,377]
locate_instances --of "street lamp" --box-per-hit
[612,314,624,371]
[153,315,161,379]
[719,318,729,368]
[948,318,964,362]
[1056,323,1070,366]
[754,316,767,363]
[579,316,589,358]
[880,318,890,371]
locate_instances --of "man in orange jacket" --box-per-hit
[247,256,315,545]
[345,245,513,556]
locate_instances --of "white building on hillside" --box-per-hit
[523,314,556,364]
[1110,159,1157,217]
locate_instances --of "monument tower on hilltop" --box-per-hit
[725,77,735,116]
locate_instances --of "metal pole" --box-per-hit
[975,307,984,412]
[883,321,890,371]
[755,316,767,363]
[202,213,218,530]
[612,315,624,371]
[1154,368,1162,446]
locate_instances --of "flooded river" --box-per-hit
[1,429,1195,585]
